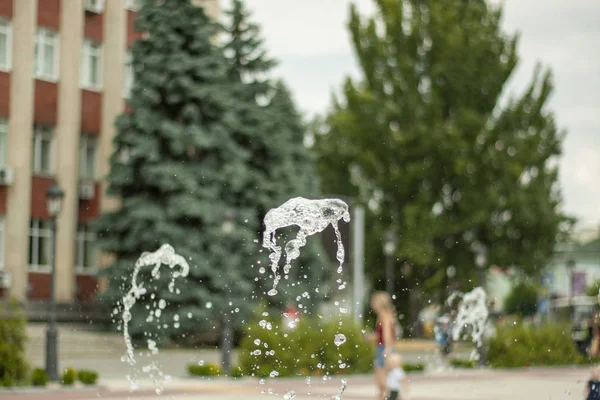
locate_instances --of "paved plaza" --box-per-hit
[0,367,591,400]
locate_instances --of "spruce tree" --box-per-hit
[96,0,259,343]
[314,0,573,306]
[222,0,329,307]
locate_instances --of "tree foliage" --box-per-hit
[96,0,326,342]
[504,281,538,317]
[313,0,573,301]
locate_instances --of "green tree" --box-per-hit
[504,281,538,317]
[222,0,328,305]
[313,0,572,307]
[95,0,260,343]
[587,279,600,298]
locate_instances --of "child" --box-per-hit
[585,365,600,400]
[385,353,409,400]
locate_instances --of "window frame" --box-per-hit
[0,17,12,71]
[35,27,59,82]
[80,39,103,91]
[32,126,55,176]
[79,133,98,180]
[125,0,141,11]
[28,219,52,272]
[0,118,7,168]
[85,0,105,13]
[75,223,97,273]
[0,217,4,269]
[123,51,133,98]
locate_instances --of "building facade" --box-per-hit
[0,0,220,304]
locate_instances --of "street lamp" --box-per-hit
[474,244,487,366]
[566,259,576,317]
[383,230,397,296]
[45,181,64,381]
[475,245,487,289]
[220,209,235,376]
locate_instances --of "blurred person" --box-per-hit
[385,353,409,400]
[365,291,398,400]
[589,313,600,358]
[585,365,600,400]
[282,302,300,330]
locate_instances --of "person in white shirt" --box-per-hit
[385,353,409,400]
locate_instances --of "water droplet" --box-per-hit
[259,379,265,385]
[334,334,347,347]
[283,390,296,399]
[187,312,192,318]
[269,370,279,378]
[206,302,213,309]
[198,360,205,366]
[158,299,167,309]
[254,339,261,346]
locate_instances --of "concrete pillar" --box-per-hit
[54,0,85,303]
[97,0,126,291]
[5,0,38,301]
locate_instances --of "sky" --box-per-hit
[241,0,600,229]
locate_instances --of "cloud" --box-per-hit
[239,0,600,224]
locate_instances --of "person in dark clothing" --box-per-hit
[585,366,600,400]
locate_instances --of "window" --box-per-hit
[0,18,11,71]
[81,39,102,90]
[85,0,104,13]
[29,219,52,271]
[0,217,4,268]
[35,28,59,81]
[0,118,7,168]
[32,126,54,175]
[79,134,97,179]
[123,51,133,98]
[126,0,142,11]
[75,224,96,271]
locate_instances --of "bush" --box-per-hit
[61,367,77,385]
[450,358,476,369]
[403,362,425,372]
[230,366,244,378]
[77,370,98,385]
[238,317,373,378]
[504,282,538,317]
[187,363,222,377]
[31,368,49,387]
[0,299,28,387]
[487,323,585,368]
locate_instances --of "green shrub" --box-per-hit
[77,370,98,385]
[487,323,585,368]
[31,368,49,387]
[61,367,77,385]
[0,299,28,387]
[504,282,538,317]
[230,366,244,378]
[238,317,373,378]
[187,363,222,377]
[450,358,476,368]
[403,362,424,372]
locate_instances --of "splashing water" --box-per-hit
[334,334,347,347]
[283,390,296,399]
[262,197,350,296]
[451,287,489,350]
[120,244,189,393]
[331,379,348,400]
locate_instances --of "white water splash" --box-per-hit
[331,379,348,400]
[262,197,350,296]
[451,287,489,349]
[120,244,189,392]
[334,334,347,347]
[283,390,296,399]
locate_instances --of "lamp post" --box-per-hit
[474,244,487,366]
[475,245,487,290]
[566,259,576,319]
[220,209,235,376]
[446,265,456,296]
[383,230,397,296]
[45,181,64,381]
